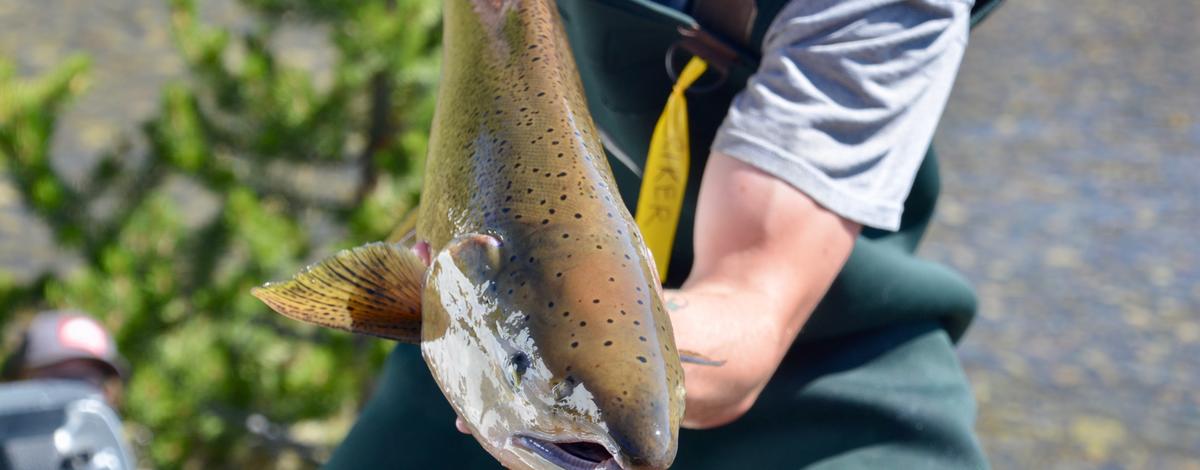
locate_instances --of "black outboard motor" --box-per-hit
[0,379,135,470]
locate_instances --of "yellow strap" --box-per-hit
[636,56,707,279]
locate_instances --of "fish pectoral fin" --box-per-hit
[679,349,726,367]
[252,242,426,343]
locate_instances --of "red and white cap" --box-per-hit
[3,310,127,380]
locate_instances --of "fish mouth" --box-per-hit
[514,435,623,470]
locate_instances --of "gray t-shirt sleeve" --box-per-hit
[711,0,973,231]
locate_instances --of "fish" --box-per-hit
[251,0,690,468]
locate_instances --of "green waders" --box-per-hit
[327,1,1003,468]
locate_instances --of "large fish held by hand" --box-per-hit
[253,0,691,468]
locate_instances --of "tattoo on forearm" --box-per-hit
[665,295,689,312]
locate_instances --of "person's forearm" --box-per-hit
[666,153,860,429]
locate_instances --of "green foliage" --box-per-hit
[0,0,441,467]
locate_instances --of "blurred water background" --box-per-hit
[0,0,1196,468]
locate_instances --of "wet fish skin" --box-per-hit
[253,0,686,468]
[417,0,684,468]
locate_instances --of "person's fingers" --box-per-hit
[412,241,432,266]
[455,416,471,434]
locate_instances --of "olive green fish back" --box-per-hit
[417,0,685,465]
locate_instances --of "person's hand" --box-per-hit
[661,288,784,428]
[456,416,472,434]
[411,241,431,266]
[662,153,859,428]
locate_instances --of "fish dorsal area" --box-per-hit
[420,0,615,244]
[415,1,685,466]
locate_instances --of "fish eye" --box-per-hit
[507,351,531,388]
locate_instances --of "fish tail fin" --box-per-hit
[252,242,426,343]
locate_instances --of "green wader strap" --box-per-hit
[557,0,1000,343]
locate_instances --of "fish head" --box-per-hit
[420,232,684,470]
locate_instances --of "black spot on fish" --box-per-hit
[592,299,600,304]
[571,341,579,348]
[637,356,647,363]
[639,336,646,342]
[574,213,582,219]
[579,321,587,327]
[604,341,613,347]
